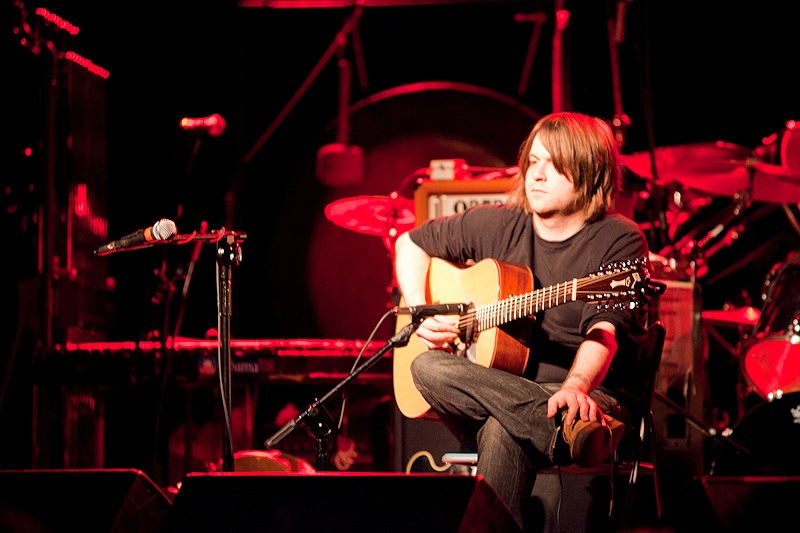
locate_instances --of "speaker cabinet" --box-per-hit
[391,403,461,472]
[413,178,513,221]
[0,469,171,533]
[648,277,706,483]
[162,472,518,533]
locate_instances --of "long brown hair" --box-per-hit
[508,112,620,223]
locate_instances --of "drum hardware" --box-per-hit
[695,223,745,263]
[780,203,800,238]
[653,390,759,471]
[702,306,759,422]
[702,229,784,287]
[664,194,713,245]
[740,250,800,401]
[755,119,800,173]
[662,196,782,285]
[659,194,752,278]
[621,142,750,253]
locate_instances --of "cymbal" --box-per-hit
[621,142,800,203]
[702,306,760,327]
[677,160,800,204]
[620,142,754,183]
[324,194,415,237]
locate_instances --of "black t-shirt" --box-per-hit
[408,203,650,393]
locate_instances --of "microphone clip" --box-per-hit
[392,303,470,318]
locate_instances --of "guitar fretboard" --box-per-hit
[471,280,573,330]
[463,263,646,333]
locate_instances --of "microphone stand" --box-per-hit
[242,5,364,165]
[213,232,245,472]
[97,227,248,473]
[264,319,422,471]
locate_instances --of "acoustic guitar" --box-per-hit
[393,256,654,419]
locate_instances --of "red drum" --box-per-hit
[755,120,800,173]
[711,392,800,476]
[213,449,316,474]
[741,251,800,400]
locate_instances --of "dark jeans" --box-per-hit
[410,350,622,531]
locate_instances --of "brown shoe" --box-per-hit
[561,413,625,468]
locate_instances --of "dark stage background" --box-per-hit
[4,0,800,491]
[7,0,797,340]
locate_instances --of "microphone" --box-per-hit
[393,303,470,317]
[179,113,226,137]
[95,218,177,256]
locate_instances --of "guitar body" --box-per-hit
[392,255,655,420]
[393,258,534,419]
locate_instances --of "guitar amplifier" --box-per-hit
[413,178,513,222]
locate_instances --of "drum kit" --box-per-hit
[323,122,800,475]
[696,248,800,475]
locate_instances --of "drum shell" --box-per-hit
[711,392,800,476]
[741,251,800,399]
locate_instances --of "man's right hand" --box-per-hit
[413,316,461,350]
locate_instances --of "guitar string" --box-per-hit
[468,262,647,330]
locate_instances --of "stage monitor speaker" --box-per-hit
[161,472,518,533]
[671,475,799,531]
[531,467,657,533]
[0,468,171,533]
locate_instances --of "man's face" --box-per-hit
[525,136,580,219]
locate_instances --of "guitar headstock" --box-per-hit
[583,256,657,311]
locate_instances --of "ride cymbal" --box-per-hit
[676,160,800,204]
[621,141,800,203]
[620,141,754,184]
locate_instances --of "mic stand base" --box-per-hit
[264,320,422,469]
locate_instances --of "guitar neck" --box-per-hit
[471,280,578,331]
[467,259,648,333]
